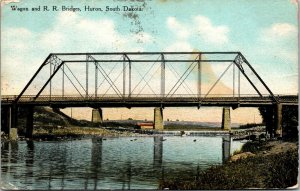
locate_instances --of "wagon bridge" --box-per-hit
[1,52,298,138]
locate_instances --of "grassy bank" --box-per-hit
[159,141,298,189]
[32,126,135,140]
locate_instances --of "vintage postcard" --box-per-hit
[1,0,298,190]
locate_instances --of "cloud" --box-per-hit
[167,17,190,39]
[193,15,229,45]
[133,32,154,43]
[251,22,298,94]
[2,28,33,52]
[260,23,297,42]
[2,12,154,94]
[258,23,297,63]
[1,0,20,7]
[165,16,230,50]
[38,12,128,52]
[164,41,193,52]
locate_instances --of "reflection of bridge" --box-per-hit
[1,52,298,138]
[1,136,231,189]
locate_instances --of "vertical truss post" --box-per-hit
[124,54,131,97]
[86,55,89,98]
[161,54,165,98]
[233,59,262,97]
[50,63,52,100]
[62,64,64,97]
[238,68,240,102]
[233,64,235,97]
[123,55,126,97]
[198,53,201,100]
[34,62,65,100]
[129,60,131,97]
[95,62,98,98]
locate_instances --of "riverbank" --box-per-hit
[2,106,261,141]
[1,126,142,141]
[159,140,298,189]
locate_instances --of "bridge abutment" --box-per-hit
[91,108,103,123]
[274,103,283,137]
[221,107,231,131]
[154,107,164,130]
[1,106,18,140]
[1,106,11,135]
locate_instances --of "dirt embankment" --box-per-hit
[1,107,138,141]
[231,140,298,161]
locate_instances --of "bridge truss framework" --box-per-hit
[1,52,298,139]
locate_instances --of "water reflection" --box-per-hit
[90,138,102,190]
[153,136,163,167]
[1,135,241,190]
[25,141,34,188]
[222,135,231,162]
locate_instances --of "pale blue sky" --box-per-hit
[1,0,298,96]
[0,0,298,124]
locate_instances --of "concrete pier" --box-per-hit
[92,108,103,123]
[221,107,231,131]
[1,107,11,135]
[274,103,283,137]
[9,128,18,140]
[154,107,163,130]
[1,106,18,139]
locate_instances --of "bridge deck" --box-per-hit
[1,95,298,107]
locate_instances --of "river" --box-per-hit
[1,135,244,190]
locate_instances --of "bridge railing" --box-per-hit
[2,94,297,103]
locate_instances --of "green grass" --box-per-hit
[159,146,298,189]
[33,126,134,139]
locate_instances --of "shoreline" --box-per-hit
[2,106,265,142]
[1,125,264,142]
[159,139,298,189]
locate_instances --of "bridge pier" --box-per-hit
[92,108,103,123]
[154,107,164,130]
[1,106,11,135]
[1,106,18,140]
[274,103,283,137]
[221,107,231,131]
[25,106,34,138]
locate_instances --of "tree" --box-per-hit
[258,105,298,139]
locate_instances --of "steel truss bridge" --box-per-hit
[1,51,298,138]
[1,52,298,107]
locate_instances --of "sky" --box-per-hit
[1,0,298,124]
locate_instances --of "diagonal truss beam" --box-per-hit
[233,60,262,97]
[237,53,278,103]
[166,55,199,97]
[34,62,65,100]
[200,63,233,102]
[88,55,123,97]
[14,52,279,103]
[15,54,53,102]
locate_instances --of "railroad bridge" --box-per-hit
[1,52,298,138]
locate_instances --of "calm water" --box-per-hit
[1,136,244,190]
